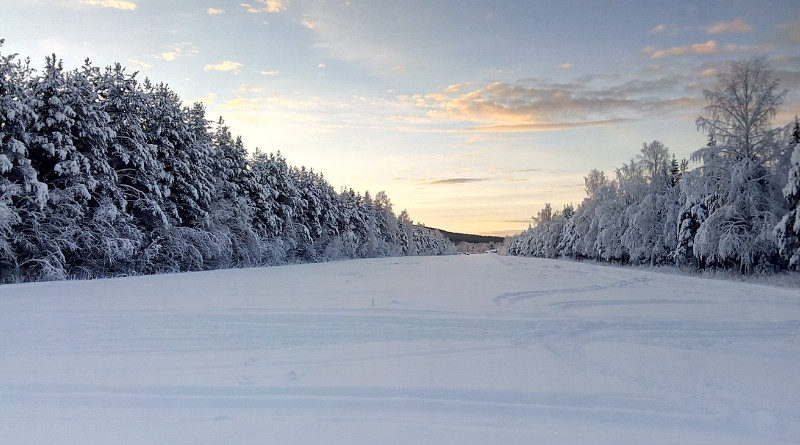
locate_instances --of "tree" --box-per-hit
[695,57,787,165]
[691,58,787,273]
[774,142,800,269]
[0,41,45,281]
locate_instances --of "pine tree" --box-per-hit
[0,41,45,281]
[774,141,800,269]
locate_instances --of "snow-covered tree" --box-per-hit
[0,48,456,283]
[0,42,46,282]
[774,142,800,269]
[692,58,787,272]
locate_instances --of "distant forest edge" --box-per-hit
[0,42,455,283]
[505,58,800,274]
[435,229,504,245]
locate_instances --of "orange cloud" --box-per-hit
[643,40,717,59]
[464,119,634,133]
[706,18,753,34]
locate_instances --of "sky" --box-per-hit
[2,0,800,235]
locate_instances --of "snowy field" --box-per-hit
[1,254,799,445]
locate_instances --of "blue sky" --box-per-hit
[3,0,799,235]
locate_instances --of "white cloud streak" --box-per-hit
[81,0,136,10]
[204,60,243,72]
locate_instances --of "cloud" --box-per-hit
[297,1,410,76]
[242,0,286,13]
[464,119,635,133]
[558,62,573,70]
[81,0,136,10]
[317,62,326,68]
[156,43,198,61]
[221,95,320,112]
[185,93,217,106]
[159,52,179,61]
[444,83,474,93]
[204,60,243,72]
[395,74,704,133]
[721,43,771,53]
[207,7,224,15]
[428,178,489,185]
[127,58,150,70]
[642,40,717,59]
[706,18,753,34]
[700,68,717,77]
[221,97,263,111]
[646,23,692,36]
[301,17,319,30]
[239,84,263,94]
[259,70,279,76]
[774,20,800,45]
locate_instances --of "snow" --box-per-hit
[1,254,798,444]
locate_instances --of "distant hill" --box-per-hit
[432,229,505,244]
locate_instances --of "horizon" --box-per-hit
[4,0,799,236]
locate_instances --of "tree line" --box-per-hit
[506,58,800,274]
[0,42,455,283]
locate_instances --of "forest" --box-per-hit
[0,42,455,283]
[506,58,800,274]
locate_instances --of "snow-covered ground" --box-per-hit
[1,254,798,444]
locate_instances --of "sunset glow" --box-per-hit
[6,0,798,235]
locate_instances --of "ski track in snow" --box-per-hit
[1,254,799,444]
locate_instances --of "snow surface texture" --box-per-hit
[1,254,799,444]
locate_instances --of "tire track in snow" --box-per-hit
[493,276,652,305]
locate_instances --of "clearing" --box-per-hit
[1,254,798,444]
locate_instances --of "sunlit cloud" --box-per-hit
[184,92,217,106]
[126,58,150,70]
[204,60,243,72]
[239,84,263,93]
[642,40,717,59]
[558,62,573,69]
[242,0,286,13]
[317,62,326,69]
[221,97,263,111]
[401,76,701,131]
[159,52,178,61]
[259,70,279,76]
[156,42,198,61]
[301,17,319,30]
[464,119,635,133]
[81,0,136,11]
[706,18,753,34]
[700,68,717,77]
[207,7,225,15]
[649,24,666,34]
[444,83,474,93]
[221,95,320,112]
